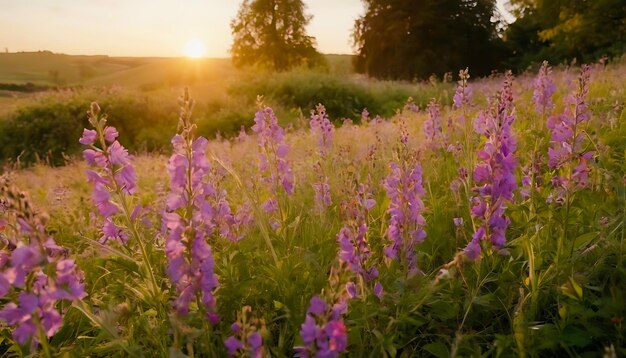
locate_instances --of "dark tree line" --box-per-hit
[230,0,626,79]
[353,0,507,80]
[504,0,626,70]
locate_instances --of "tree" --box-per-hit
[353,0,507,80]
[230,0,324,71]
[504,0,626,70]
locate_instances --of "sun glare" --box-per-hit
[184,39,207,58]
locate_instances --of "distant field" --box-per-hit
[0,52,359,119]
[0,51,238,87]
[0,51,355,88]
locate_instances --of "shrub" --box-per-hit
[0,89,177,166]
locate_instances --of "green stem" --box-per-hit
[118,190,160,299]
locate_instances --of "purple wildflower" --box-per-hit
[224,306,265,357]
[374,282,384,299]
[403,97,419,114]
[80,103,138,243]
[224,336,244,355]
[295,296,348,358]
[453,68,472,110]
[0,179,86,347]
[103,126,119,143]
[309,104,335,157]
[79,129,97,145]
[337,182,380,297]
[253,106,294,196]
[313,180,332,211]
[547,65,594,202]
[383,162,427,275]
[163,91,224,322]
[464,71,517,259]
[533,61,556,116]
[424,98,444,147]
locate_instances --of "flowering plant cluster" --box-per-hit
[337,182,382,298]
[1,61,618,357]
[309,104,334,157]
[310,104,334,211]
[295,294,348,358]
[533,60,557,116]
[253,104,295,198]
[424,98,444,147]
[547,64,594,203]
[80,103,137,245]
[0,178,86,347]
[162,90,222,322]
[464,71,517,260]
[224,306,265,357]
[383,161,427,275]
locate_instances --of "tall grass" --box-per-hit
[0,61,624,357]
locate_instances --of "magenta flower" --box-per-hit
[453,68,472,110]
[307,295,327,316]
[424,98,444,147]
[313,174,332,212]
[403,98,419,113]
[103,126,119,143]
[224,336,244,355]
[547,65,594,202]
[224,306,265,357]
[336,182,380,297]
[309,104,334,157]
[163,91,251,323]
[295,296,348,358]
[383,162,427,275]
[51,260,87,301]
[80,106,139,249]
[253,106,295,196]
[464,71,517,259]
[79,128,97,145]
[0,180,86,347]
[533,61,556,116]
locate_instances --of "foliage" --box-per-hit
[505,0,626,70]
[229,70,452,120]
[353,0,508,80]
[230,0,324,71]
[0,61,625,357]
[0,90,178,166]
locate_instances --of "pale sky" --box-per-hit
[0,0,513,57]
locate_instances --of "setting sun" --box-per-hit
[184,38,207,58]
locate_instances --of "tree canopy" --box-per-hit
[353,0,507,80]
[504,0,626,70]
[230,0,324,71]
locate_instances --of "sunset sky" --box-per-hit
[0,0,513,58]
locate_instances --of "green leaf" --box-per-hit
[573,232,598,251]
[560,325,592,348]
[423,342,449,358]
[273,300,285,310]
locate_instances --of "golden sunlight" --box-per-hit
[184,38,207,58]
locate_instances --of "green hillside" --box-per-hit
[0,52,354,89]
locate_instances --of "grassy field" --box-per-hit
[0,59,624,356]
[0,53,453,167]
[0,52,354,88]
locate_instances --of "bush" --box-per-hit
[0,89,178,166]
[229,70,453,121]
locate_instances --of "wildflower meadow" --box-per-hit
[0,61,625,357]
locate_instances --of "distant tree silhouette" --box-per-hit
[353,0,507,80]
[230,0,324,71]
